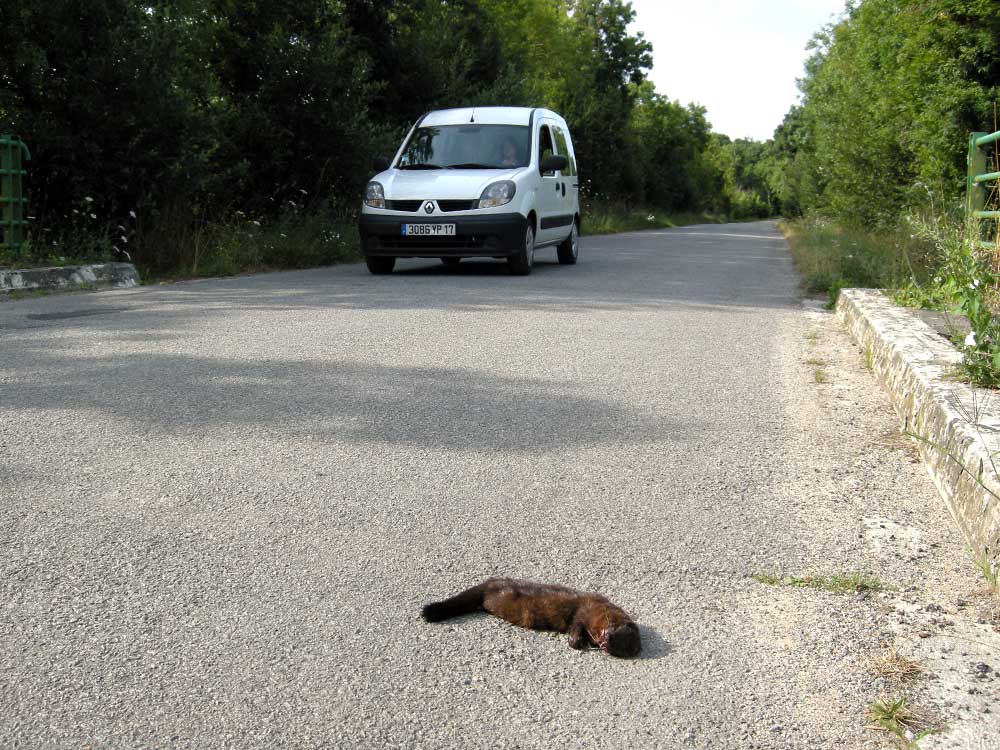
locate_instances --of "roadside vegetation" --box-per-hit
[866,695,938,749]
[752,572,888,594]
[0,0,776,279]
[755,0,1000,388]
[780,217,938,309]
[580,203,726,236]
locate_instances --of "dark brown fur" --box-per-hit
[421,577,641,658]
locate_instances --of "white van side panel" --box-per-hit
[534,119,564,246]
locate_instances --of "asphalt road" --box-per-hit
[1,222,942,748]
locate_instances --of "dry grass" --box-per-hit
[870,644,923,685]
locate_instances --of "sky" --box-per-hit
[629,0,847,141]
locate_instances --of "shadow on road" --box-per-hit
[2,350,703,452]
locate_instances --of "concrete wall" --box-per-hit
[0,262,140,293]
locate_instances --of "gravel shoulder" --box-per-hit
[1,222,996,749]
[785,299,1000,749]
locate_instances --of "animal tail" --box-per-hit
[421,579,494,622]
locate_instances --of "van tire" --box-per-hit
[508,225,535,276]
[557,223,579,265]
[366,256,396,274]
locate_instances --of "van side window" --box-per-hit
[539,125,556,176]
[553,126,576,176]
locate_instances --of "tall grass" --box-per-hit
[5,199,362,281]
[142,203,360,281]
[779,217,936,306]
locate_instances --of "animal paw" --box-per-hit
[568,625,591,650]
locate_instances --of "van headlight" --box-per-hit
[478,181,516,209]
[364,181,385,209]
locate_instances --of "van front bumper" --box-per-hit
[358,212,528,258]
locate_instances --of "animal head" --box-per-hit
[601,621,641,658]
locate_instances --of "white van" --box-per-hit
[358,107,580,275]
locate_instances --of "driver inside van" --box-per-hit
[499,137,522,167]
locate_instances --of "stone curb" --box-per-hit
[0,262,140,294]
[836,289,1000,577]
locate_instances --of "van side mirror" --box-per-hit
[373,156,391,172]
[540,154,568,173]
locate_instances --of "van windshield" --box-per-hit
[397,125,531,170]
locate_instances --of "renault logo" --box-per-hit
[423,201,435,214]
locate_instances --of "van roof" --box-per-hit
[420,107,561,127]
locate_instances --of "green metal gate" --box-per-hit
[967,130,999,250]
[1,135,31,255]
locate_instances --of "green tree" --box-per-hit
[777,0,1000,226]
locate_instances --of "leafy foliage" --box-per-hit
[767,0,1000,224]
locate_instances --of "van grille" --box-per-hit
[385,199,479,213]
[437,200,479,212]
[386,200,421,212]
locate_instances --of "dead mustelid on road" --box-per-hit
[421,577,641,658]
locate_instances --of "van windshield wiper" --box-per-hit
[398,163,444,170]
[446,163,500,170]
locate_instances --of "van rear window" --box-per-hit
[397,125,531,170]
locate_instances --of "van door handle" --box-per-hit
[555,184,560,192]
[561,183,566,197]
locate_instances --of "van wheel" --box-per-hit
[366,256,396,274]
[557,223,579,265]
[508,225,535,276]
[441,257,461,266]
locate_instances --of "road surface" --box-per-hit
[1,222,970,748]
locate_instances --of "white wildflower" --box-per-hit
[89,213,97,219]
[252,220,261,226]
[84,196,93,203]
[974,278,981,287]
[129,210,137,219]
[280,233,287,238]
[965,331,977,347]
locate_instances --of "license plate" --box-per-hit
[401,223,456,237]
